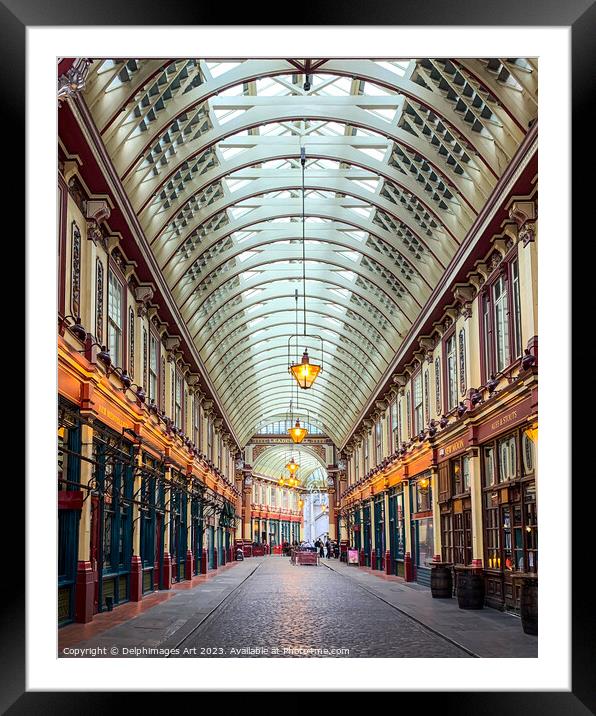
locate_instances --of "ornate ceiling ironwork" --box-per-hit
[82,58,537,446]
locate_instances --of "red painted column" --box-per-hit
[129,555,143,602]
[385,550,392,575]
[162,552,173,590]
[185,550,194,581]
[359,547,365,567]
[200,548,208,575]
[213,547,218,569]
[371,551,376,571]
[74,561,94,623]
[404,551,414,582]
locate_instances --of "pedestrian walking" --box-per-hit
[325,539,331,558]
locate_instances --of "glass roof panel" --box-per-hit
[85,56,537,446]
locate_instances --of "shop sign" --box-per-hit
[348,549,359,564]
[438,436,467,462]
[477,396,534,443]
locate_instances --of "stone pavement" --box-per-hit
[321,558,537,658]
[59,559,259,657]
[59,555,536,659]
[172,556,469,658]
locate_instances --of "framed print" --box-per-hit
[10,0,591,709]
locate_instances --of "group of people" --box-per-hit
[300,537,339,558]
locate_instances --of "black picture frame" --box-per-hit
[11,0,592,709]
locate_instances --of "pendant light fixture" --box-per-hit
[288,144,323,390]
[288,417,308,444]
[285,457,299,475]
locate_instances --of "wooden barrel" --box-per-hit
[456,570,485,610]
[431,566,453,598]
[520,579,538,635]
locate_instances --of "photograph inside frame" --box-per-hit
[57,57,538,659]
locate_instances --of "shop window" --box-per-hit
[524,483,538,572]
[453,511,472,566]
[107,270,123,366]
[498,435,517,482]
[363,435,369,473]
[415,476,432,512]
[441,513,453,562]
[416,518,434,568]
[406,390,411,438]
[522,432,535,475]
[484,446,496,487]
[485,492,500,569]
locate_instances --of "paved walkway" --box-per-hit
[59,556,536,658]
[321,558,537,658]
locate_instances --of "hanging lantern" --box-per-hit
[285,457,299,475]
[289,349,321,390]
[278,476,285,487]
[298,498,304,509]
[288,418,308,444]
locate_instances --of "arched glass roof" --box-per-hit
[84,58,537,446]
[252,444,327,489]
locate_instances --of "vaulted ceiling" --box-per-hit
[82,58,537,447]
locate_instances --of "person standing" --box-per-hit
[325,539,331,558]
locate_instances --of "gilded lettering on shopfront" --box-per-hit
[439,438,465,458]
[490,409,518,432]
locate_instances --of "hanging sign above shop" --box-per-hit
[476,395,535,443]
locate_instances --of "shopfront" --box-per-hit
[373,494,385,570]
[139,452,166,593]
[352,508,361,551]
[57,398,83,625]
[169,472,188,582]
[438,436,473,570]
[479,404,537,612]
[409,473,434,586]
[190,488,203,576]
[362,503,371,566]
[91,421,135,612]
[388,485,406,577]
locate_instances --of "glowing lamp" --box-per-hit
[288,418,308,444]
[524,426,538,444]
[286,458,299,475]
[289,349,321,389]
[278,477,285,487]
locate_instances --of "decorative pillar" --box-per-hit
[469,449,484,565]
[185,484,194,580]
[384,487,391,575]
[430,466,442,560]
[243,470,252,541]
[129,449,144,602]
[161,468,172,589]
[75,422,94,623]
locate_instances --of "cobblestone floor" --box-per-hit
[173,557,469,658]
